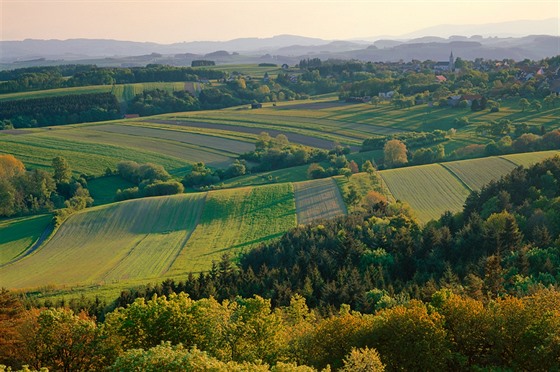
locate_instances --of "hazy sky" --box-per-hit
[2,0,558,43]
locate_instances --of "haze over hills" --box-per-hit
[0,18,558,67]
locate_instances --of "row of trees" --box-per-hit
[0,64,224,93]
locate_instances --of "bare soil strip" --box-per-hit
[294,178,347,225]
[146,119,358,150]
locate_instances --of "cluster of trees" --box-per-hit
[114,161,183,201]
[2,288,558,371]
[0,64,224,93]
[128,89,199,116]
[307,154,361,179]
[0,93,120,128]
[241,132,331,172]
[361,130,448,152]
[181,160,246,189]
[0,155,91,219]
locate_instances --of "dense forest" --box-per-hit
[4,156,558,371]
[0,92,120,127]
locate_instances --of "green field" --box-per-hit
[87,176,136,205]
[0,194,206,289]
[0,214,52,266]
[168,183,296,275]
[1,183,296,289]
[293,178,347,225]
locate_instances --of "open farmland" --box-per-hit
[378,150,560,223]
[379,164,471,223]
[168,183,296,275]
[441,157,518,191]
[294,178,347,225]
[0,194,206,289]
[0,131,192,175]
[0,214,52,266]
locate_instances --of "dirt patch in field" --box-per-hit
[294,178,347,225]
[1,129,33,135]
[275,100,353,110]
[146,119,359,151]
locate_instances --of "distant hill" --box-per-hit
[1,19,558,68]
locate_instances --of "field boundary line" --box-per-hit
[0,223,53,269]
[439,163,474,193]
[377,173,396,203]
[498,156,523,167]
[162,192,208,276]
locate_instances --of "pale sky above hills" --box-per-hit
[1,0,558,43]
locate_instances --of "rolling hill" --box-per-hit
[2,150,558,292]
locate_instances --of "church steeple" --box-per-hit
[450,51,455,72]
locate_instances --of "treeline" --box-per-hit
[3,288,559,371]
[0,92,120,128]
[0,64,224,93]
[361,130,448,152]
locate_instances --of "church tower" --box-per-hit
[449,51,455,72]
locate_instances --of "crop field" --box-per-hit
[293,178,347,225]
[441,157,518,191]
[379,164,471,223]
[0,130,192,175]
[0,214,52,266]
[94,124,254,155]
[500,150,560,167]
[0,194,207,289]
[168,183,296,275]
[0,82,186,103]
[376,150,560,223]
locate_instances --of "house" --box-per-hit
[124,114,140,119]
[378,91,395,100]
[251,103,263,109]
[435,75,447,83]
[550,80,560,96]
[345,96,371,103]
